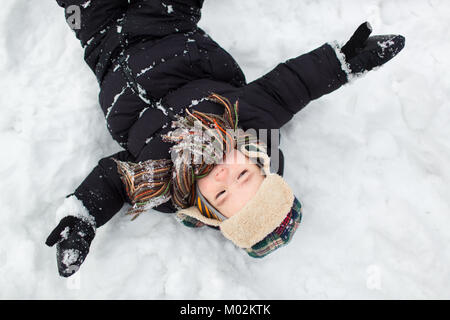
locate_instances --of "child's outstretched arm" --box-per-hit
[45,150,135,277]
[45,138,178,277]
[237,22,405,130]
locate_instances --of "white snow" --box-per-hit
[106,86,128,120]
[62,249,80,267]
[329,41,359,82]
[0,0,450,299]
[55,195,96,228]
[136,83,152,105]
[137,63,155,77]
[60,227,70,240]
[145,137,153,144]
[162,3,174,14]
[81,1,91,9]
[139,107,149,118]
[155,100,168,116]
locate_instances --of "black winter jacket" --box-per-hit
[56,0,348,228]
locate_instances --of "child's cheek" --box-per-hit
[197,175,215,197]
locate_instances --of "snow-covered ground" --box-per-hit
[1,0,449,299]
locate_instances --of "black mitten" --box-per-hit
[46,216,95,277]
[341,22,405,75]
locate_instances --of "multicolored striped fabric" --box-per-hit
[194,183,228,221]
[177,214,206,228]
[114,158,173,219]
[245,196,302,258]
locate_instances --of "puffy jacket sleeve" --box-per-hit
[69,150,134,228]
[237,43,348,130]
[71,143,177,228]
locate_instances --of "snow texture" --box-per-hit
[62,249,80,267]
[329,41,360,82]
[0,0,450,299]
[55,195,96,228]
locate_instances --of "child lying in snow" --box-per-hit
[46,0,405,277]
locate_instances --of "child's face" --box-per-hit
[197,148,266,218]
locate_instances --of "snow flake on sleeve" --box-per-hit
[136,83,152,105]
[155,100,168,116]
[84,36,94,47]
[139,107,149,118]
[189,97,208,108]
[106,85,128,119]
[81,0,91,9]
[162,3,174,14]
[137,63,156,77]
[328,41,364,83]
[137,54,179,77]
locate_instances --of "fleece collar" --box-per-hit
[176,173,294,249]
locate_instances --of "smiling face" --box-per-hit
[197,148,266,219]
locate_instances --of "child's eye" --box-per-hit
[238,169,248,179]
[216,190,225,199]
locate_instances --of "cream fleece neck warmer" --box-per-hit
[176,172,295,249]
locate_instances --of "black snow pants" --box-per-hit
[57,0,246,159]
